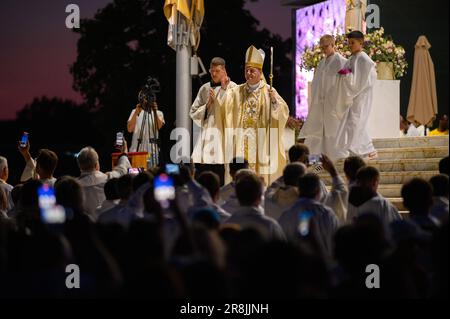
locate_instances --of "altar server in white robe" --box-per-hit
[300,35,348,161]
[278,173,340,256]
[334,31,377,159]
[347,166,401,229]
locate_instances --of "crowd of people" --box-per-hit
[0,138,448,299]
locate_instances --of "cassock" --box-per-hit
[334,51,377,156]
[299,52,348,161]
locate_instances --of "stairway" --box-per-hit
[320,136,449,217]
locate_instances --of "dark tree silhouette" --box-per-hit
[70,0,293,163]
[16,96,100,149]
[1,97,101,183]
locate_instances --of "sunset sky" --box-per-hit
[0,0,292,120]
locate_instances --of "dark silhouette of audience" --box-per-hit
[0,152,448,299]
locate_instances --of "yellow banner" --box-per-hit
[163,0,191,21]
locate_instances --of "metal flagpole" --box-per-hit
[175,7,192,162]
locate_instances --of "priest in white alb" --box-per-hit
[219,46,289,185]
[299,35,348,161]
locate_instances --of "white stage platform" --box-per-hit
[368,80,400,139]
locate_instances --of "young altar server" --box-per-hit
[334,31,378,159]
[299,35,348,161]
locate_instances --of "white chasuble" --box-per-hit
[220,81,289,185]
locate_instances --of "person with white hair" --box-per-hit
[299,35,348,161]
[0,156,14,212]
[76,141,131,219]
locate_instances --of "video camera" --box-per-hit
[138,76,160,111]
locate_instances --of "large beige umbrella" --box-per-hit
[407,35,438,127]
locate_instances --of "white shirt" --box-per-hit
[224,206,285,241]
[278,197,339,255]
[78,155,131,218]
[128,109,165,153]
[0,180,14,211]
[347,193,402,227]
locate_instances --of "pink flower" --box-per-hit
[338,68,352,75]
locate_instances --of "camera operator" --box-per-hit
[127,94,165,153]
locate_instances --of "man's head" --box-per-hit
[401,178,433,216]
[283,162,307,187]
[36,149,58,179]
[438,114,449,132]
[288,144,310,165]
[235,172,263,207]
[429,174,449,199]
[439,156,449,176]
[117,174,133,201]
[77,146,100,173]
[347,31,365,54]
[245,45,265,86]
[229,157,249,180]
[54,176,85,214]
[298,173,321,200]
[320,35,336,57]
[0,156,8,182]
[344,156,367,183]
[197,171,221,203]
[210,57,227,84]
[245,66,263,86]
[355,166,380,193]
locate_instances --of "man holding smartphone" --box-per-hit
[190,57,237,186]
[18,136,58,187]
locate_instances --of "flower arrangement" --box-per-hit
[300,27,408,79]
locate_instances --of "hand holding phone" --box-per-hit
[154,173,175,209]
[165,164,180,175]
[38,184,66,224]
[19,132,29,148]
[128,167,141,176]
[308,154,322,166]
[116,132,124,147]
[298,211,314,237]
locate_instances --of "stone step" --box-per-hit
[390,197,406,211]
[327,184,403,198]
[399,211,409,218]
[320,171,439,185]
[373,136,448,149]
[334,158,441,172]
[375,146,448,160]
